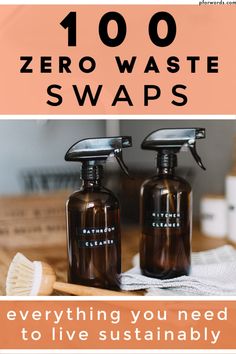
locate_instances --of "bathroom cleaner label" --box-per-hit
[77,226,117,248]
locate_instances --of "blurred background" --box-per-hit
[0,118,235,294]
[0,119,234,220]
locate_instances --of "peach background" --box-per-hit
[0,300,235,349]
[0,5,235,114]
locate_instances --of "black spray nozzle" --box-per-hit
[65,136,132,176]
[141,128,206,170]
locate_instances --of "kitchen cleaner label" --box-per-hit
[77,226,117,248]
[146,211,181,229]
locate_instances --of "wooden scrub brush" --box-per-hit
[6,253,135,296]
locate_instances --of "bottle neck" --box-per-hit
[158,166,175,176]
[82,179,102,189]
[157,152,177,176]
[81,164,103,190]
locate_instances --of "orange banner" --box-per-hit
[0,5,235,114]
[0,299,235,350]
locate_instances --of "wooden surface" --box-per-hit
[0,192,67,249]
[0,224,232,296]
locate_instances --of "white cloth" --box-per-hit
[121,245,236,296]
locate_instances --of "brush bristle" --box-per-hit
[6,253,40,296]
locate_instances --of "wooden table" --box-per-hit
[0,224,231,296]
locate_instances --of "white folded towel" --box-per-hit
[121,245,236,296]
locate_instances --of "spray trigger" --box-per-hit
[114,149,132,177]
[188,143,206,170]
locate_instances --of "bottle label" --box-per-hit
[146,211,181,229]
[77,226,117,248]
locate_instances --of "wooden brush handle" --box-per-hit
[53,281,137,296]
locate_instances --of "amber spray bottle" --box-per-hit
[140,128,206,279]
[65,136,132,290]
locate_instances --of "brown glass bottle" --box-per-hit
[66,169,121,290]
[140,164,192,279]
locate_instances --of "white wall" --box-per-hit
[0,120,106,194]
